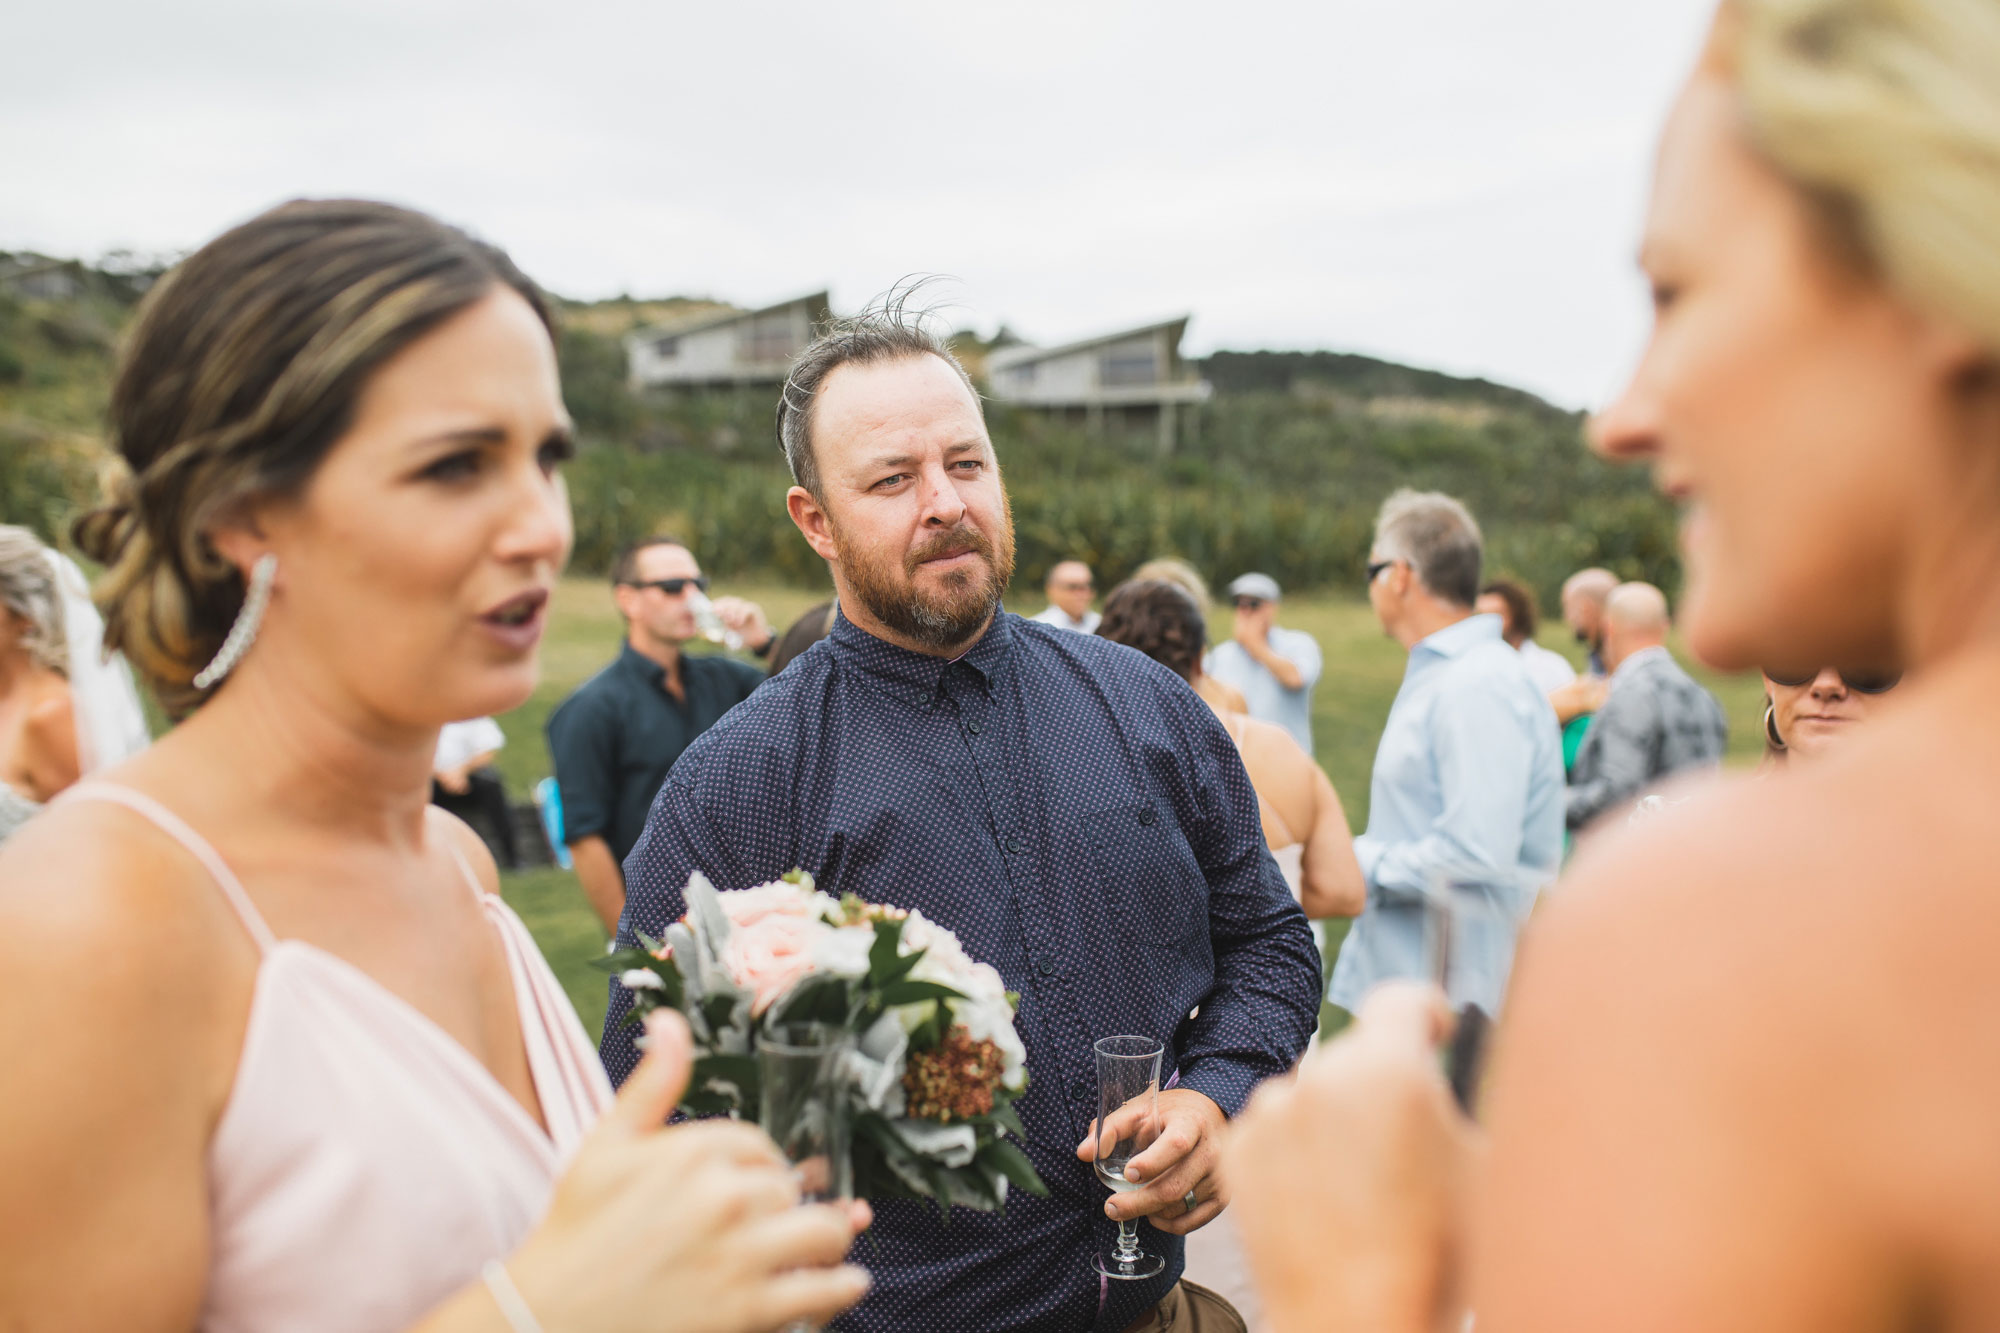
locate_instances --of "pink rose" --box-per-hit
[722,913,821,1015]
[718,883,822,930]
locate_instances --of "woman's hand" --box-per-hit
[1224,984,1473,1333]
[497,1011,872,1333]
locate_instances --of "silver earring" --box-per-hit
[193,553,277,690]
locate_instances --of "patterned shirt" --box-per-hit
[603,611,1321,1333]
[1565,645,1728,831]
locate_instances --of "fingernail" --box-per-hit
[1104,1201,1118,1219]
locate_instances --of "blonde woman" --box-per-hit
[1228,1,2000,1329]
[0,201,868,1331]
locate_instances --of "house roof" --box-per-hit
[985,316,1192,372]
[625,290,830,345]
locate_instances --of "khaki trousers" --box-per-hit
[1117,1280,1248,1333]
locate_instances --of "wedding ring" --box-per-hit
[1183,1189,1198,1215]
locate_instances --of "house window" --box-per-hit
[651,335,680,358]
[742,313,798,364]
[1009,363,1038,387]
[1100,350,1158,387]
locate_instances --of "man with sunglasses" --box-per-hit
[546,535,774,931]
[1565,581,1728,834]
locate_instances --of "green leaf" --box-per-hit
[877,979,967,1008]
[980,1139,1050,1197]
[990,1101,1026,1141]
[866,918,907,985]
[766,973,851,1026]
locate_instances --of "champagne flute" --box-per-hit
[759,1023,854,1333]
[1090,1034,1166,1281]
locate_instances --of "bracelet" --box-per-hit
[480,1259,545,1333]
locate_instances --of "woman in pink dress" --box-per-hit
[0,199,870,1332]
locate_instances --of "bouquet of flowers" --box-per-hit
[597,870,1048,1214]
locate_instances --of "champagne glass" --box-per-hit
[759,1023,854,1333]
[1090,1035,1166,1281]
[687,589,745,650]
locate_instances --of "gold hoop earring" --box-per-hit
[1764,702,1787,752]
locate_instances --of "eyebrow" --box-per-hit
[412,423,575,450]
[861,439,986,472]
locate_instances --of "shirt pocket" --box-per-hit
[1080,801,1207,948]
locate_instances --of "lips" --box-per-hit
[479,587,549,651]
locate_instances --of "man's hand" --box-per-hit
[712,596,773,653]
[1223,983,1474,1333]
[1075,1088,1229,1235]
[1550,675,1610,724]
[1232,601,1274,650]
[435,764,471,796]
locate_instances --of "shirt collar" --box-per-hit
[1612,643,1671,680]
[828,605,1013,708]
[616,641,670,688]
[1412,612,1503,662]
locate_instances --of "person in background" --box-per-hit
[1227,3,2000,1325]
[0,525,150,844]
[1096,578,1364,921]
[1331,490,1565,1017]
[608,302,1319,1333]
[0,198,867,1333]
[1762,665,1900,764]
[1030,559,1099,633]
[1207,573,1322,754]
[545,536,773,933]
[431,716,520,870]
[1133,558,1250,715]
[1565,582,1728,834]
[765,597,839,677]
[1477,577,1578,696]
[1559,567,1618,675]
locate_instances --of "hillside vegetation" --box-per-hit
[1,254,1679,610]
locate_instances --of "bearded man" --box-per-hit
[601,303,1320,1333]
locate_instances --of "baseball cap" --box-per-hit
[1227,573,1282,602]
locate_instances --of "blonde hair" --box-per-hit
[0,526,64,675]
[74,200,550,717]
[1732,0,2000,353]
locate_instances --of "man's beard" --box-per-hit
[836,501,1016,653]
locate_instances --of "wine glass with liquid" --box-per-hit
[1090,1035,1166,1281]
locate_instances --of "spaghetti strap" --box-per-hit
[56,781,279,954]
[428,806,494,906]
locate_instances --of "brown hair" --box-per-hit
[610,534,690,587]
[1096,579,1207,681]
[1480,576,1539,642]
[73,199,551,716]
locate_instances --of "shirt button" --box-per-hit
[1036,952,1058,976]
[1138,807,1157,826]
[1069,1075,1090,1101]
[1005,836,1023,855]
[965,719,982,736]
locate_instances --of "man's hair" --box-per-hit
[611,534,688,587]
[776,284,981,499]
[1374,489,1482,607]
[1480,576,1538,640]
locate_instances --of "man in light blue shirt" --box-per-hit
[1207,572,1323,753]
[1328,490,1565,1017]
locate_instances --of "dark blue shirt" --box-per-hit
[545,644,764,864]
[603,612,1321,1333]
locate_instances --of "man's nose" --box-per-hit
[916,461,967,528]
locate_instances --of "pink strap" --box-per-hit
[56,782,279,954]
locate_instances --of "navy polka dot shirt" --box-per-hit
[604,610,1321,1332]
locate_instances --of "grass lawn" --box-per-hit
[498,577,1775,1038]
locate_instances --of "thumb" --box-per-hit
[606,1009,693,1137]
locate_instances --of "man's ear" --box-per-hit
[787,486,841,563]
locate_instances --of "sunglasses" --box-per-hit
[1233,597,1266,611]
[1764,666,1901,694]
[624,576,709,596]
[1365,559,1395,584]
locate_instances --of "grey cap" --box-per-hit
[1227,572,1282,602]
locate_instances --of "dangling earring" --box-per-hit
[193,553,277,690]
[1763,702,1787,752]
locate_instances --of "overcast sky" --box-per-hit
[4,0,1715,408]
